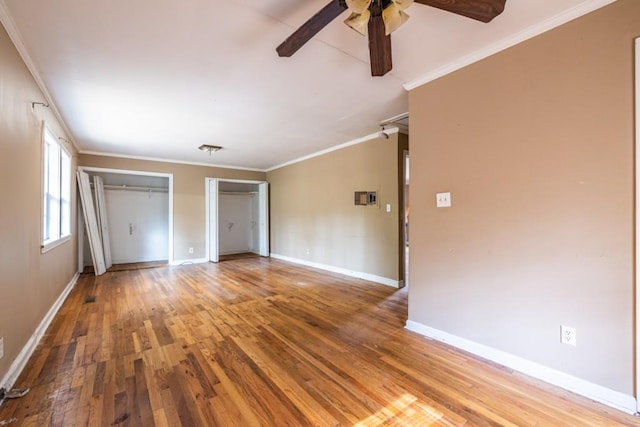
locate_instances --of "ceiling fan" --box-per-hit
[276,0,506,76]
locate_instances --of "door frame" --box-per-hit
[634,37,640,415]
[206,178,269,262]
[77,166,174,265]
[402,149,409,287]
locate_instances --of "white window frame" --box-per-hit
[41,123,72,253]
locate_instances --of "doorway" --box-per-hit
[206,178,269,262]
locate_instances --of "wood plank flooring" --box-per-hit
[0,258,637,426]
[82,260,168,274]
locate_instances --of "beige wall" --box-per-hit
[408,0,639,395]
[268,135,401,282]
[78,155,266,261]
[0,23,78,381]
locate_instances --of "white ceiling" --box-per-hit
[0,0,613,171]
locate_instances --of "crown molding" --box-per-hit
[266,127,399,172]
[0,0,80,153]
[79,150,267,173]
[77,128,400,173]
[403,0,617,91]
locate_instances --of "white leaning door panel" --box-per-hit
[77,170,106,275]
[93,176,112,269]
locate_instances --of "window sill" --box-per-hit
[41,235,72,254]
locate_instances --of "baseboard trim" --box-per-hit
[0,272,79,392]
[271,253,402,288]
[170,258,209,266]
[405,320,637,415]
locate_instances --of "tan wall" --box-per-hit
[408,0,639,395]
[267,135,401,282]
[0,23,78,380]
[78,154,266,261]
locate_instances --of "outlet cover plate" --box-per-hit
[561,325,576,346]
[436,192,451,208]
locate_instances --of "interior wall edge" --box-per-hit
[406,0,639,396]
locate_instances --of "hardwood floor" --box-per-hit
[82,260,168,274]
[0,258,636,426]
[218,253,261,262]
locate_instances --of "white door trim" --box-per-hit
[206,178,219,262]
[634,36,640,415]
[258,181,269,257]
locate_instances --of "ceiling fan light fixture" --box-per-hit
[344,10,370,36]
[382,4,409,35]
[382,0,413,35]
[346,0,371,14]
[393,0,413,9]
[198,144,223,156]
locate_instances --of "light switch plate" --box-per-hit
[386,204,391,213]
[436,192,451,208]
[0,336,4,359]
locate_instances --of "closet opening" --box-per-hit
[206,178,269,263]
[77,167,173,274]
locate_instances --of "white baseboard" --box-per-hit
[0,273,79,391]
[271,253,402,288]
[170,258,209,266]
[405,320,637,415]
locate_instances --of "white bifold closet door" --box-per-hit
[93,175,112,269]
[77,170,106,275]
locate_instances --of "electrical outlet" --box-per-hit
[436,192,451,208]
[561,325,576,346]
[188,247,194,254]
[306,248,310,255]
[0,336,4,359]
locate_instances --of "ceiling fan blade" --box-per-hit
[414,0,506,23]
[368,13,392,76]
[276,0,348,57]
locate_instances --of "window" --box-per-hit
[42,125,71,251]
